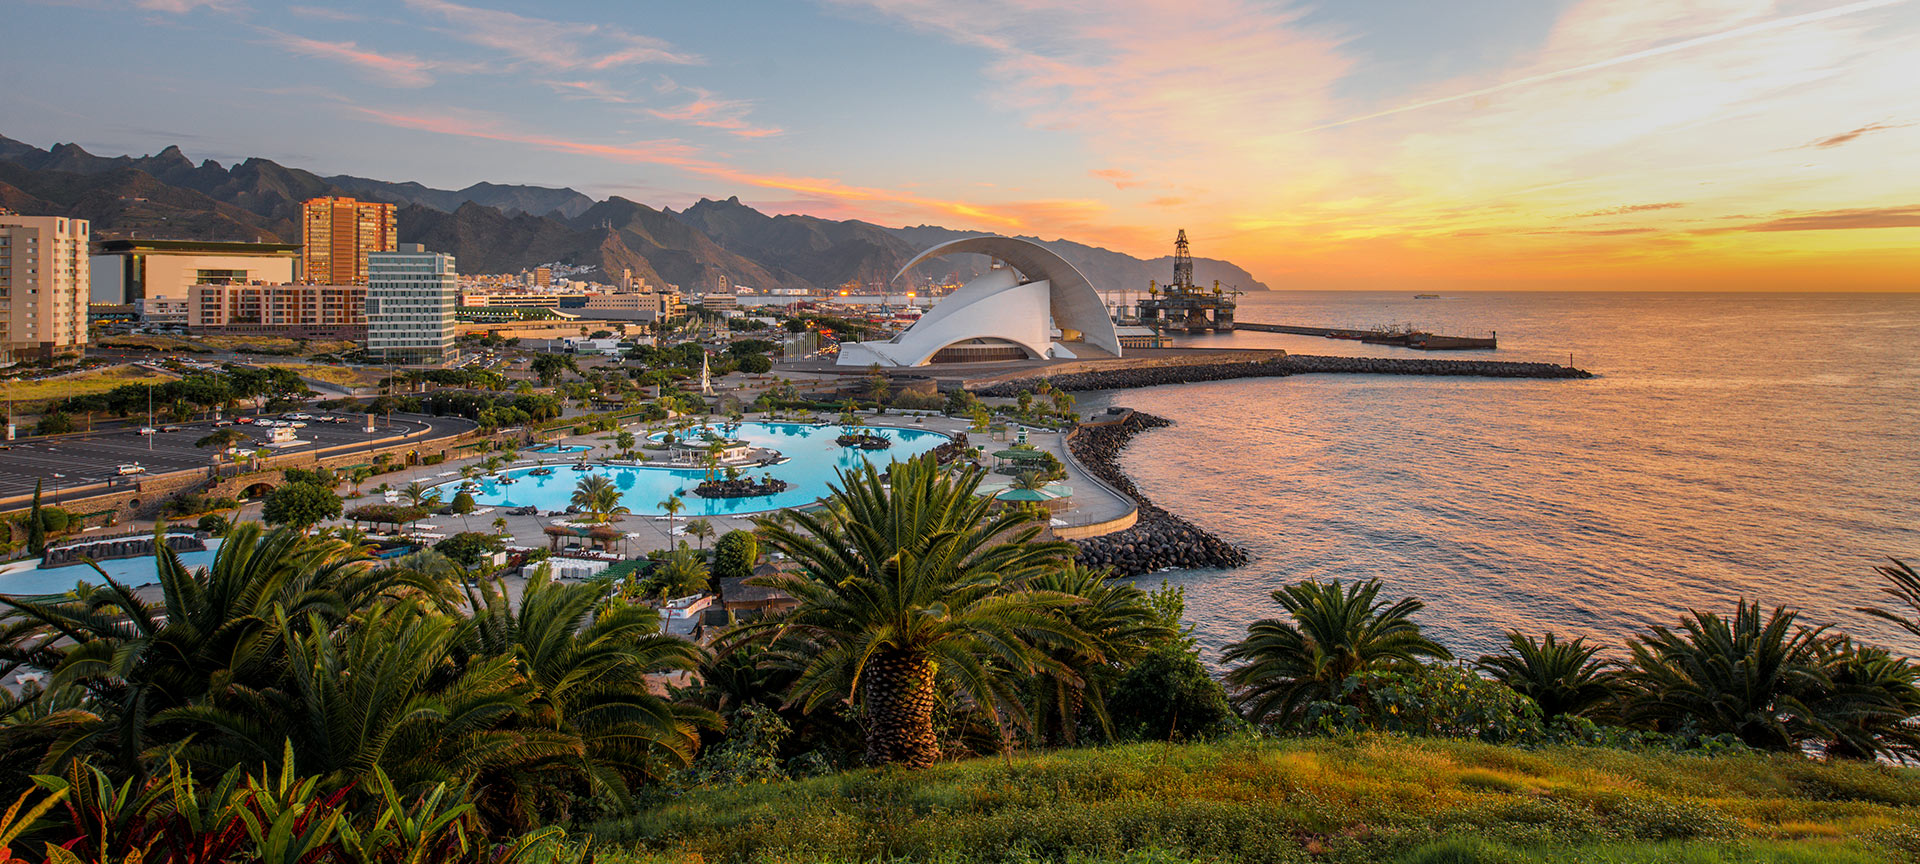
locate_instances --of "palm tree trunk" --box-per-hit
[864,650,939,768]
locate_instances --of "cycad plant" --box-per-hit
[1859,558,1920,639]
[1474,631,1618,719]
[1620,600,1834,751]
[1221,578,1452,726]
[750,455,1082,767]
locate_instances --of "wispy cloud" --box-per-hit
[287,5,364,22]
[262,29,446,88]
[1806,121,1905,148]
[1708,205,1920,232]
[1576,202,1687,218]
[646,82,782,139]
[402,0,700,71]
[352,108,1018,228]
[1089,169,1141,190]
[133,0,241,12]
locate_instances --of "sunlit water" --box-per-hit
[1080,291,1920,661]
[441,421,949,517]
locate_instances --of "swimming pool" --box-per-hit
[440,421,950,517]
[0,539,225,596]
[528,444,592,454]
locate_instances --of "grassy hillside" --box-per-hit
[591,736,1920,864]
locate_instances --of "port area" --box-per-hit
[774,348,1290,390]
[1235,322,1497,350]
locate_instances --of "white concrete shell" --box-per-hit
[836,235,1121,367]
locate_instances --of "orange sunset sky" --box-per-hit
[4,0,1917,291]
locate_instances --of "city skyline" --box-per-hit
[4,0,1918,291]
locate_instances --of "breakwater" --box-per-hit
[1067,411,1249,577]
[977,354,1590,396]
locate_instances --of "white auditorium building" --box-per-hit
[836,236,1121,367]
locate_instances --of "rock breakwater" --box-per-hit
[977,354,1590,396]
[1067,411,1250,577]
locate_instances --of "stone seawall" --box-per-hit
[978,354,1591,396]
[1067,411,1249,577]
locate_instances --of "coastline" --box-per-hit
[977,353,1591,396]
[1065,409,1249,577]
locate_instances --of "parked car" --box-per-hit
[160,425,181,433]
[117,464,145,475]
[137,427,158,436]
[213,420,234,427]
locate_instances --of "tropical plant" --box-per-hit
[747,454,1081,767]
[1022,564,1177,745]
[349,466,375,496]
[570,474,630,523]
[194,427,250,453]
[615,429,636,459]
[0,524,439,779]
[658,494,684,540]
[261,482,341,531]
[684,518,715,550]
[1618,601,1920,758]
[399,481,441,510]
[1475,630,1619,719]
[1859,558,1920,640]
[1221,579,1452,726]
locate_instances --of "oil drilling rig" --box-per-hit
[1135,229,1237,334]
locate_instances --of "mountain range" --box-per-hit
[0,135,1268,293]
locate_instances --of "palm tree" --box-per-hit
[194,427,249,454]
[349,466,375,496]
[460,570,713,825]
[1859,559,1920,640]
[658,494,684,540]
[400,481,441,510]
[1620,600,1838,752]
[0,524,440,779]
[684,518,715,550]
[492,517,509,536]
[748,454,1081,767]
[615,429,636,460]
[1023,564,1177,745]
[1474,631,1618,720]
[570,474,629,523]
[1221,579,1452,726]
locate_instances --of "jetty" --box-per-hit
[1236,322,1497,350]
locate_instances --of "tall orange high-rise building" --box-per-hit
[300,196,397,284]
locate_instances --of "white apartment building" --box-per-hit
[365,244,457,365]
[0,213,91,363]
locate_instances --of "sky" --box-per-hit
[4,0,1918,291]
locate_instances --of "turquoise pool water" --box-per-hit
[0,540,225,596]
[441,421,949,517]
[529,444,591,454]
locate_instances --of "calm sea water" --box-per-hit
[1081,291,1920,661]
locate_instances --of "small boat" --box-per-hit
[528,467,555,476]
[1415,293,1440,299]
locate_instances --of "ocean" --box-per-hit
[1078,291,1920,661]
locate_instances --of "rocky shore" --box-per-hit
[1066,411,1250,577]
[978,354,1591,397]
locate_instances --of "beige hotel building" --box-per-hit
[0,212,91,363]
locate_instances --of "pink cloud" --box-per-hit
[1090,168,1141,190]
[264,30,442,88]
[403,0,700,71]
[352,107,1020,229]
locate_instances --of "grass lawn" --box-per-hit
[590,736,1920,863]
[258,362,388,389]
[1,364,178,403]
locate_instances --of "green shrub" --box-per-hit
[196,513,230,536]
[1108,644,1234,741]
[712,530,758,581]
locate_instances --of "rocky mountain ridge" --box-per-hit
[0,135,1268,292]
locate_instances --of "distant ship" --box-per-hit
[1415,293,1441,299]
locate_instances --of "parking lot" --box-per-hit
[0,413,470,505]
